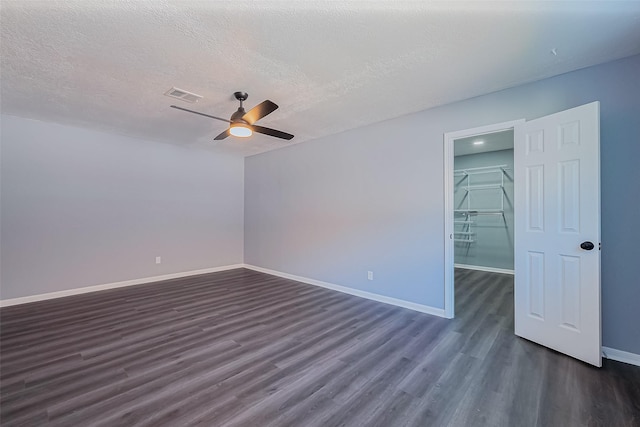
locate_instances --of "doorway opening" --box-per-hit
[453,130,514,273]
[443,120,522,319]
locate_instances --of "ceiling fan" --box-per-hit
[170,92,294,141]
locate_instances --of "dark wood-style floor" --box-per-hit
[1,268,639,426]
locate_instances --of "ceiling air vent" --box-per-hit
[164,87,203,103]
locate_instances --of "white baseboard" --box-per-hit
[602,346,640,367]
[0,264,245,307]
[243,264,446,318]
[455,263,514,275]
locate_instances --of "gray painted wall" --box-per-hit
[245,54,640,355]
[454,149,514,270]
[0,115,244,299]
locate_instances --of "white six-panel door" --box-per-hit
[514,102,601,366]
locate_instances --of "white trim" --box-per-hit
[602,346,640,367]
[454,263,514,275]
[0,264,245,307]
[443,119,524,319]
[243,264,446,318]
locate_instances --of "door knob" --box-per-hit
[580,241,595,251]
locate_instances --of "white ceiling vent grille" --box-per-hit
[164,87,203,103]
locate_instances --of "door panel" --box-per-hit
[515,101,601,367]
[559,254,581,331]
[526,251,545,319]
[526,165,545,231]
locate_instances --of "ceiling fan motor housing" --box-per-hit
[230,107,247,123]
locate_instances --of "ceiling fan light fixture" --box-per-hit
[229,123,252,138]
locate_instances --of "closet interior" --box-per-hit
[453,130,514,273]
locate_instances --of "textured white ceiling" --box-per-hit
[2,1,640,157]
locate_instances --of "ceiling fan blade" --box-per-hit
[170,105,231,123]
[213,129,231,140]
[242,100,278,125]
[251,125,294,140]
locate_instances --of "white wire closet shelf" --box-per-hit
[455,209,504,214]
[453,163,510,246]
[454,164,511,176]
[462,183,504,191]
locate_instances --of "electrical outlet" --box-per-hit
[155,256,162,264]
[367,271,374,280]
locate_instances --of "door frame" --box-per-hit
[443,119,524,318]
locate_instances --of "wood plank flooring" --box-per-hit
[1,268,639,426]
